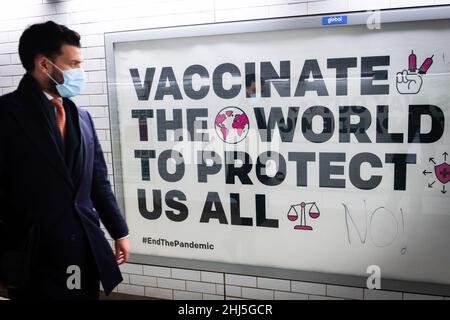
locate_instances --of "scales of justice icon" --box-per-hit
[287,202,320,230]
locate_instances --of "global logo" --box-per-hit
[214,107,250,144]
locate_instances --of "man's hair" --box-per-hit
[19,21,81,72]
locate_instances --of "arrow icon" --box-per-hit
[429,157,436,164]
[443,152,448,162]
[428,181,436,188]
[423,170,432,175]
[442,185,447,194]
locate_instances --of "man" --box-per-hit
[0,21,130,300]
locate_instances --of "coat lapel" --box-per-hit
[11,74,75,192]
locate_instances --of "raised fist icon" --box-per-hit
[396,70,423,94]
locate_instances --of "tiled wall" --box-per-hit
[1,0,450,300]
[116,263,450,300]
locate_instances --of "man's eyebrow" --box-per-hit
[71,59,83,63]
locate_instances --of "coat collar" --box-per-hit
[12,74,78,192]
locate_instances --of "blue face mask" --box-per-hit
[46,59,85,98]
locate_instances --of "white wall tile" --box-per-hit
[203,294,223,300]
[86,71,107,83]
[291,281,326,296]
[2,86,18,94]
[0,32,9,43]
[158,278,186,291]
[130,274,158,287]
[275,291,308,300]
[173,290,202,300]
[0,76,13,87]
[81,34,104,47]
[119,263,143,275]
[215,0,269,10]
[89,94,108,106]
[242,287,274,300]
[269,3,308,18]
[215,6,270,23]
[226,274,257,287]
[225,285,242,298]
[390,0,435,9]
[186,281,216,294]
[145,286,173,300]
[364,289,403,300]
[326,285,364,300]
[257,277,290,291]
[83,59,105,71]
[201,271,224,284]
[9,53,21,65]
[0,64,24,76]
[309,294,344,300]
[172,268,201,281]
[12,76,22,86]
[307,0,349,15]
[121,273,130,284]
[143,265,172,278]
[71,95,90,106]
[94,118,110,130]
[83,82,104,94]
[0,54,10,65]
[216,284,225,295]
[86,46,105,59]
[348,0,390,11]
[83,106,106,118]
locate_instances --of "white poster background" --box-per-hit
[112,19,450,285]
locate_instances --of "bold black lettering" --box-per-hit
[134,149,156,181]
[200,192,228,224]
[183,64,210,100]
[130,68,155,101]
[385,153,417,190]
[376,105,404,143]
[165,190,188,222]
[131,109,154,141]
[212,63,241,99]
[327,57,357,96]
[225,152,253,185]
[320,153,346,188]
[361,56,390,95]
[339,106,372,143]
[349,153,382,190]
[408,105,445,143]
[254,107,299,142]
[256,151,286,186]
[288,152,316,187]
[261,61,291,97]
[138,189,162,220]
[158,150,185,182]
[302,106,335,143]
[155,67,183,100]
[294,59,329,96]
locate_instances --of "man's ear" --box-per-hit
[35,55,50,75]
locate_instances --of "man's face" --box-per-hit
[46,44,83,88]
